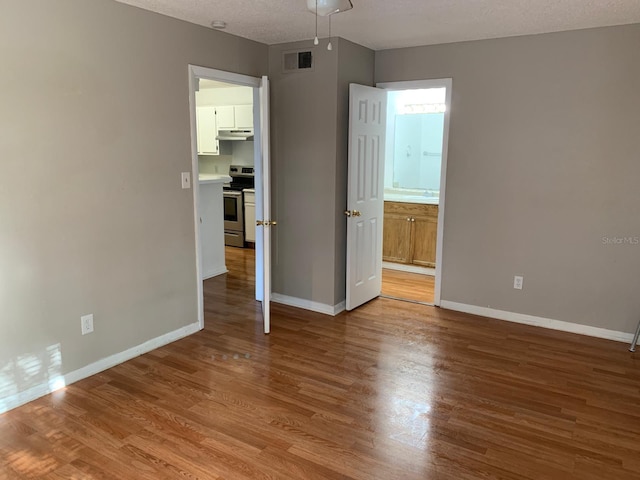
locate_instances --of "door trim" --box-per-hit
[188,65,262,330]
[376,79,452,307]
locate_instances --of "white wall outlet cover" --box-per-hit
[513,275,524,290]
[81,314,94,335]
[181,172,191,189]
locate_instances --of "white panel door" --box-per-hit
[346,84,387,311]
[258,76,271,333]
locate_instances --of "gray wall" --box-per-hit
[0,0,267,405]
[376,24,640,332]
[268,38,374,307]
[268,40,340,306]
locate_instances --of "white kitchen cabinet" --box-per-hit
[235,105,254,129]
[196,106,219,155]
[244,189,256,243]
[215,105,236,129]
[214,105,253,130]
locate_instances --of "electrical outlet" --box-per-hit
[181,172,191,189]
[513,275,524,290]
[81,314,94,335]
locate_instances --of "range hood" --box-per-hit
[216,129,254,141]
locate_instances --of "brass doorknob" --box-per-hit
[344,210,352,217]
[345,210,361,217]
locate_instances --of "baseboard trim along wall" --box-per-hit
[272,293,346,316]
[382,261,435,276]
[0,322,201,414]
[203,266,228,280]
[440,300,634,343]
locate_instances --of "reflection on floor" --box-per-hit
[382,268,435,304]
[224,245,255,282]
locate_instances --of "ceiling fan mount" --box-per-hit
[306,0,353,17]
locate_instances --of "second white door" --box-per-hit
[345,84,387,311]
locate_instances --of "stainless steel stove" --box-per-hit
[223,165,254,247]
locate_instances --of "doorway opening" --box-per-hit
[377,80,452,306]
[196,79,256,295]
[188,66,269,331]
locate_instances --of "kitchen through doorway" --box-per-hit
[377,80,451,305]
[196,79,256,284]
[189,66,268,330]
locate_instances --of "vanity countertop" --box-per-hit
[384,193,439,205]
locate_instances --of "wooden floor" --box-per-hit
[2,248,640,479]
[381,268,435,304]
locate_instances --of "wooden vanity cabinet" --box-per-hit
[382,210,413,263]
[383,202,438,268]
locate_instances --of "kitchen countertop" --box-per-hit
[242,188,255,193]
[199,174,231,185]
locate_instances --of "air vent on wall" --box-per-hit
[283,50,313,73]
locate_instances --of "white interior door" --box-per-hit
[346,84,387,311]
[258,76,271,333]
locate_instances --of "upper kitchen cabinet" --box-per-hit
[235,105,254,129]
[196,106,219,155]
[215,105,254,130]
[215,106,235,129]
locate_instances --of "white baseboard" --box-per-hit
[383,262,435,276]
[0,322,201,414]
[203,266,228,280]
[440,301,633,344]
[272,293,345,316]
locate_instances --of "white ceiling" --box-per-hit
[115,0,640,51]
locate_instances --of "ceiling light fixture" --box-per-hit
[307,0,353,50]
[306,0,353,17]
[211,20,227,29]
[314,0,319,45]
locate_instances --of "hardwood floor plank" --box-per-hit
[381,267,434,303]
[2,246,640,479]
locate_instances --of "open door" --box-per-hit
[345,84,387,311]
[256,76,272,333]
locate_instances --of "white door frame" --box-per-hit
[188,65,263,329]
[376,79,452,307]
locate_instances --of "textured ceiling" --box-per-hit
[114,0,640,50]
